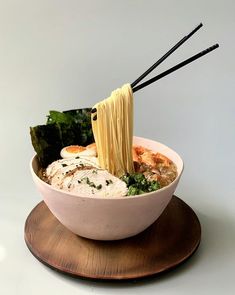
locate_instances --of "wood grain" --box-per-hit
[24,196,201,280]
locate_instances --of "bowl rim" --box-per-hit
[30,136,184,200]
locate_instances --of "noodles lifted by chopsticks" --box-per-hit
[92,84,134,177]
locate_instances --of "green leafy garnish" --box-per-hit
[96,184,102,190]
[105,179,113,186]
[121,173,160,196]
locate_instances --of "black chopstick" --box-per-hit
[132,43,219,93]
[92,25,219,120]
[131,23,203,88]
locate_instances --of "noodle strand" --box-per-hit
[92,84,134,177]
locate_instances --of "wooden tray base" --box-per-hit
[24,196,201,280]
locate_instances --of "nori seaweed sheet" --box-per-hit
[30,108,94,168]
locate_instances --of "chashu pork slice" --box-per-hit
[46,157,127,197]
[46,156,99,182]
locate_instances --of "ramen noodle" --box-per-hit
[92,84,134,177]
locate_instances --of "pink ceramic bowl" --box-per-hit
[30,136,184,240]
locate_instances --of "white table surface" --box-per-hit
[1,1,234,294]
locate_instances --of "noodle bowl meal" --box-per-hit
[30,84,183,240]
[32,84,177,198]
[29,23,218,239]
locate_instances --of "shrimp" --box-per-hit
[132,145,177,188]
[140,150,156,167]
[134,145,146,156]
[153,153,172,167]
[132,146,139,163]
[133,145,156,167]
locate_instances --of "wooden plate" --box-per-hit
[24,196,201,280]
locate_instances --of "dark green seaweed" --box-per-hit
[30,108,94,167]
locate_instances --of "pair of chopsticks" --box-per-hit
[92,23,219,120]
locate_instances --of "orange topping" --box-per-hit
[133,145,146,156]
[65,145,86,153]
[132,147,139,162]
[154,153,172,166]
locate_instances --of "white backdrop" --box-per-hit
[0,1,234,294]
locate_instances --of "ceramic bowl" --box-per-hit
[30,136,184,240]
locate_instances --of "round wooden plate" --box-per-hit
[24,196,201,280]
